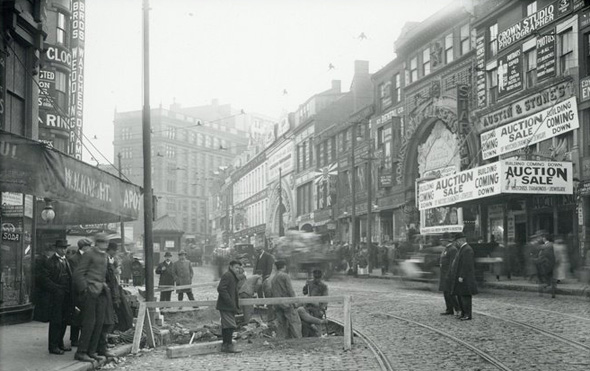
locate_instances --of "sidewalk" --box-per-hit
[0,321,132,371]
[364,268,590,297]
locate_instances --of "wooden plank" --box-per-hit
[166,341,223,358]
[155,282,218,293]
[343,295,352,351]
[144,295,344,309]
[144,307,156,348]
[132,302,147,354]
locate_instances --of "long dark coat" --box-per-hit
[438,243,458,292]
[253,251,274,280]
[39,254,74,325]
[33,254,51,322]
[156,260,175,286]
[450,242,478,296]
[535,242,555,276]
[216,269,240,313]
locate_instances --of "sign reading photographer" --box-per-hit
[501,161,573,194]
[418,163,501,211]
[481,97,579,159]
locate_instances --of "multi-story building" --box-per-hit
[37,0,86,158]
[114,101,273,249]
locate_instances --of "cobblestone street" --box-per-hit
[112,275,590,371]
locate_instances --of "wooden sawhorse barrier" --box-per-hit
[132,295,353,353]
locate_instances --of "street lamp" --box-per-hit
[41,198,55,223]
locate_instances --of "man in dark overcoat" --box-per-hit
[67,238,93,347]
[41,240,74,354]
[450,232,478,321]
[253,244,274,298]
[533,230,556,298]
[216,260,243,353]
[156,252,175,301]
[438,233,459,316]
[73,233,111,363]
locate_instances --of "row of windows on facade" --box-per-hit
[233,165,267,204]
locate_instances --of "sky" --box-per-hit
[82,0,451,164]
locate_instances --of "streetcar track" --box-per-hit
[475,310,590,353]
[375,312,514,371]
[328,318,394,371]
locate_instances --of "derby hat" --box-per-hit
[453,232,466,241]
[440,232,452,241]
[164,252,172,257]
[54,239,70,248]
[178,250,187,255]
[531,229,549,238]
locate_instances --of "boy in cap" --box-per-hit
[41,239,74,354]
[156,252,175,301]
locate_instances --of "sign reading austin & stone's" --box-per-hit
[480,96,578,160]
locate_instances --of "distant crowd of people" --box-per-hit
[34,233,134,362]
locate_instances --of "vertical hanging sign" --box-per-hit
[475,32,487,108]
[536,31,556,81]
[70,0,86,159]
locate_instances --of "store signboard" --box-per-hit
[418,163,501,211]
[418,161,573,211]
[497,48,523,98]
[580,76,590,102]
[502,160,573,194]
[536,33,556,81]
[481,97,579,160]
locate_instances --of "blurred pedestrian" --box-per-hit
[553,236,570,283]
[120,252,132,284]
[380,245,389,275]
[238,274,262,323]
[450,232,478,321]
[73,233,112,363]
[438,233,459,316]
[156,252,175,301]
[533,230,556,298]
[107,242,121,283]
[216,260,242,353]
[270,260,302,339]
[172,250,194,301]
[41,240,74,354]
[130,255,144,286]
[253,244,274,298]
[67,238,93,347]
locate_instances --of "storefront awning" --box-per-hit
[1,131,142,224]
[418,160,573,211]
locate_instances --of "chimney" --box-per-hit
[331,80,341,93]
[354,60,369,75]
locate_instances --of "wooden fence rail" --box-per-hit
[132,295,353,354]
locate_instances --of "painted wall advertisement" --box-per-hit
[69,0,86,159]
[480,96,578,160]
[418,160,573,211]
[497,48,522,98]
[536,33,556,81]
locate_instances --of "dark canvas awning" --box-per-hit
[1,131,142,223]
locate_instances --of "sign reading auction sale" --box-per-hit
[501,161,573,194]
[480,97,579,160]
[418,160,573,211]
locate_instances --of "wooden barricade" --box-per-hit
[131,295,353,354]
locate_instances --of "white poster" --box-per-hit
[481,97,579,160]
[501,160,573,194]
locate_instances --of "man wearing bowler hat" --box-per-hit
[41,239,74,354]
[172,250,195,302]
[450,232,478,321]
[156,252,175,301]
[438,232,459,316]
[67,238,93,347]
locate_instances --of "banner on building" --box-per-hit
[418,160,573,211]
[497,48,523,98]
[480,97,579,160]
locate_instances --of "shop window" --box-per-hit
[423,47,431,76]
[460,24,471,56]
[445,33,454,63]
[488,68,498,104]
[393,73,401,103]
[54,70,68,110]
[410,56,418,82]
[525,49,537,88]
[489,23,498,57]
[57,12,68,46]
[526,1,537,16]
[559,29,575,73]
[379,80,392,109]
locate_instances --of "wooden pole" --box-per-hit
[343,295,352,350]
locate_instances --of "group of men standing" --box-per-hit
[35,233,133,363]
[438,232,478,321]
[156,250,195,302]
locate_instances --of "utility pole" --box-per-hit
[366,136,374,273]
[351,123,357,253]
[142,0,154,303]
[278,167,284,237]
[118,152,126,252]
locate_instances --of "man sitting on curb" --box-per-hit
[216,260,243,353]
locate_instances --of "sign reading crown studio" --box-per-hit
[480,97,579,160]
[418,160,573,211]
